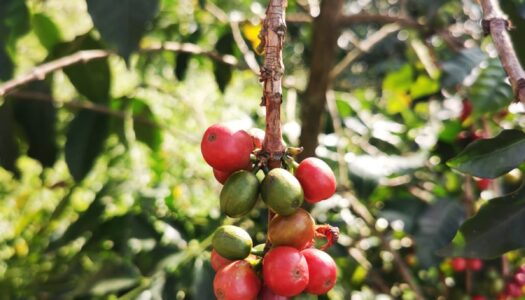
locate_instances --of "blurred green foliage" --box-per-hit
[2,0,525,299]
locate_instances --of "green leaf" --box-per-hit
[86,0,160,60]
[53,34,110,104]
[441,48,486,88]
[0,41,13,80]
[174,53,191,81]
[447,129,525,179]
[213,31,235,92]
[191,258,215,299]
[65,110,110,182]
[382,64,413,92]
[437,183,525,258]
[414,200,465,267]
[469,58,513,115]
[0,0,30,49]
[0,102,19,174]
[32,13,62,51]
[47,187,107,251]
[335,99,352,118]
[409,75,439,99]
[132,100,162,151]
[438,120,462,143]
[10,81,57,167]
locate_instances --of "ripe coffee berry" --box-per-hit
[213,168,233,185]
[211,249,234,272]
[467,258,483,271]
[301,248,337,295]
[214,260,261,300]
[451,257,467,272]
[263,246,309,297]
[296,157,336,203]
[201,124,253,172]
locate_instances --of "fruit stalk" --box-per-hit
[260,0,287,169]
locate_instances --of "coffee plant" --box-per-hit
[3,0,525,299]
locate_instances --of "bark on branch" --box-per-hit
[0,42,238,97]
[480,0,525,103]
[260,0,287,168]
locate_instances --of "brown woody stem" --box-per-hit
[260,0,286,169]
[480,0,525,103]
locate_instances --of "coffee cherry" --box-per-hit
[212,225,253,260]
[268,208,315,250]
[261,168,304,216]
[506,282,523,298]
[296,157,336,203]
[451,257,467,272]
[514,272,525,286]
[211,249,234,272]
[467,258,483,271]
[220,171,259,218]
[214,260,261,300]
[476,178,491,191]
[214,168,233,185]
[301,248,337,295]
[263,246,309,297]
[460,99,473,122]
[201,124,253,172]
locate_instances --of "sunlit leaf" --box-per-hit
[447,129,525,179]
[32,13,62,51]
[410,74,439,99]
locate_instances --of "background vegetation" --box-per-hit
[2,0,525,299]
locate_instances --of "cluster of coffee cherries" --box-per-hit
[450,257,484,272]
[201,123,340,299]
[496,265,525,299]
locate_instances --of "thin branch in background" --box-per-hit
[480,0,525,103]
[230,21,260,74]
[331,24,401,79]
[7,91,199,143]
[338,13,425,31]
[0,42,239,97]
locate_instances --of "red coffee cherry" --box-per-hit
[451,257,467,272]
[213,168,233,185]
[201,124,253,172]
[471,296,486,300]
[296,158,336,203]
[263,246,309,297]
[506,282,523,298]
[211,249,234,272]
[214,260,261,300]
[475,178,491,191]
[466,258,483,271]
[301,248,337,295]
[460,99,472,122]
[514,272,525,286]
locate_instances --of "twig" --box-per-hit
[259,0,287,168]
[7,91,199,143]
[338,13,425,31]
[0,42,239,97]
[480,0,525,103]
[331,24,401,79]
[230,21,260,74]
